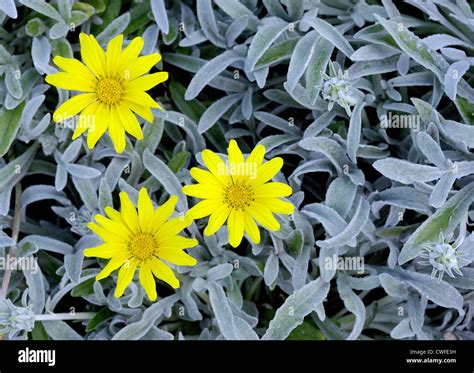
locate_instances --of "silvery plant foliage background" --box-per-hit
[0,0,473,341]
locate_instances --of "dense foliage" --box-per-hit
[0,0,473,340]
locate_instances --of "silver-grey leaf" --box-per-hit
[262,278,330,340]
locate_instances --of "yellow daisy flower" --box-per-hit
[84,188,198,301]
[183,140,294,248]
[45,33,168,153]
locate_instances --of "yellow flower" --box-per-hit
[183,140,294,248]
[84,188,197,301]
[46,33,168,153]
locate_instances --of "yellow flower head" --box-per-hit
[183,140,294,248]
[46,33,168,153]
[84,188,197,301]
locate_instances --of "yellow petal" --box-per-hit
[248,202,280,231]
[79,33,106,78]
[106,34,123,77]
[125,72,169,91]
[254,157,283,185]
[246,144,266,166]
[73,101,99,139]
[201,149,232,185]
[117,36,144,76]
[158,248,197,266]
[52,56,96,82]
[86,104,109,149]
[243,212,260,244]
[104,206,125,223]
[158,235,198,249]
[229,140,246,183]
[45,72,96,92]
[88,222,124,243]
[138,187,154,233]
[227,209,244,248]
[126,53,162,80]
[94,214,131,240]
[190,167,223,187]
[114,259,138,298]
[187,199,221,219]
[52,93,96,122]
[156,216,191,240]
[149,258,179,289]
[108,111,126,153]
[138,262,157,301]
[182,184,222,199]
[72,120,89,139]
[123,99,155,123]
[124,89,159,108]
[255,198,294,214]
[228,140,244,172]
[204,204,230,236]
[119,191,140,233]
[96,253,130,280]
[116,104,143,140]
[151,195,178,233]
[72,126,88,140]
[84,243,128,259]
[254,182,292,198]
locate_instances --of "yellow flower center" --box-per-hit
[96,78,124,104]
[128,233,158,261]
[223,182,254,210]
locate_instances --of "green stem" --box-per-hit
[35,312,96,321]
[0,182,22,299]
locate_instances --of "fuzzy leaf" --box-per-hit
[198,94,242,133]
[337,276,366,340]
[373,158,446,184]
[399,182,474,264]
[150,0,169,34]
[246,19,287,71]
[0,102,24,157]
[303,18,354,58]
[20,0,62,21]
[143,149,188,211]
[42,320,83,340]
[262,278,330,340]
[185,50,243,100]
